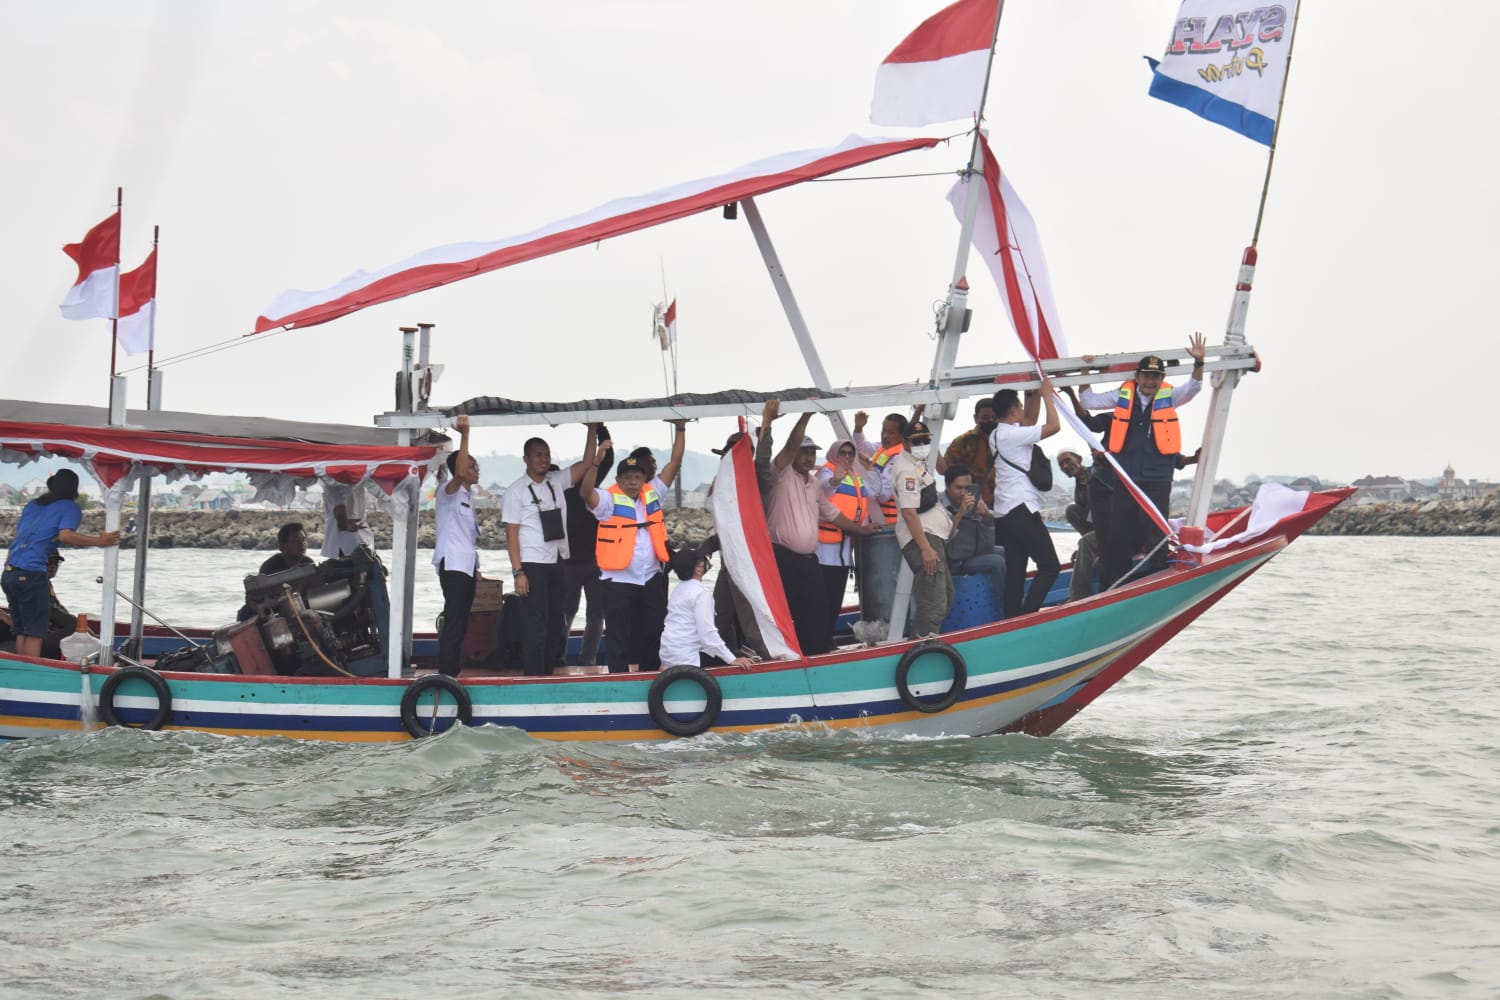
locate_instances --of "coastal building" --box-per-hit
[1435,464,1490,501]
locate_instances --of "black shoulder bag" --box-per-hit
[1000,446,1054,492]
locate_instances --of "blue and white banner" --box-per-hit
[1146,1,1297,146]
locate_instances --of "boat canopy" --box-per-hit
[0,400,447,494]
[255,134,944,334]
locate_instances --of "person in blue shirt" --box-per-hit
[2,469,118,659]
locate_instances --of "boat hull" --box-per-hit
[1,531,1293,744]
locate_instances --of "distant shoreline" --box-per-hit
[1,497,1494,550]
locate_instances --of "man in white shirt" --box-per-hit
[502,427,597,676]
[321,481,376,558]
[888,419,955,637]
[580,450,670,674]
[659,546,754,671]
[433,415,480,677]
[989,375,1061,619]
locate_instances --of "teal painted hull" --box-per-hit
[2,538,1282,744]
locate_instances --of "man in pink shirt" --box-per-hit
[762,401,874,656]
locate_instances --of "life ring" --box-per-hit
[647,666,723,738]
[400,674,473,737]
[98,666,173,730]
[895,640,967,714]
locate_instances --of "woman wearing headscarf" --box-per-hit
[2,468,119,659]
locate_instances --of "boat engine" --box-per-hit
[208,547,390,677]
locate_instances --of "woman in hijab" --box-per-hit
[2,468,119,659]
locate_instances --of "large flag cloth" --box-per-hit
[60,212,120,321]
[116,247,157,356]
[1146,0,1298,145]
[255,134,939,333]
[948,134,1067,360]
[707,435,800,660]
[870,0,998,127]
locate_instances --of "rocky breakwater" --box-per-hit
[1306,496,1500,536]
[0,507,721,551]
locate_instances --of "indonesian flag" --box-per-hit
[708,434,800,660]
[663,298,677,348]
[950,134,1067,360]
[870,0,999,127]
[116,247,157,356]
[59,212,120,321]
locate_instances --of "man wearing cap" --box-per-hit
[888,419,955,636]
[659,545,755,671]
[1077,333,1207,586]
[626,418,687,497]
[764,406,875,656]
[580,446,671,674]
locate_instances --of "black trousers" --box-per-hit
[601,574,669,674]
[820,563,850,643]
[996,506,1060,619]
[774,545,831,656]
[561,562,606,665]
[437,567,476,677]
[1102,479,1172,588]
[519,561,567,676]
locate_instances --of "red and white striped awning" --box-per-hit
[255,134,944,333]
[0,401,445,492]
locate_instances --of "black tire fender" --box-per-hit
[98,666,173,730]
[647,666,723,738]
[895,640,967,714]
[400,674,473,738]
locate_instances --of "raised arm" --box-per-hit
[773,411,813,470]
[657,419,687,487]
[444,414,471,495]
[579,436,613,508]
[1038,376,1060,439]
[567,423,599,486]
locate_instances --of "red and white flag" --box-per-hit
[869,0,999,127]
[949,134,1067,360]
[59,212,121,321]
[663,298,677,348]
[116,247,157,356]
[708,434,800,660]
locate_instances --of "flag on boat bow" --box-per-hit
[59,211,120,321]
[869,0,1000,127]
[1146,0,1299,145]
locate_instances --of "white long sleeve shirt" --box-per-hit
[658,578,735,667]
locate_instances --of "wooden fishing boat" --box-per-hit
[3,2,1335,745]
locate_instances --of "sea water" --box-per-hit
[2,536,1499,998]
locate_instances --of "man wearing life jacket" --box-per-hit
[815,439,880,641]
[580,450,672,674]
[1077,333,1207,588]
[853,407,924,524]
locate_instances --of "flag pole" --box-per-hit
[129,225,161,654]
[1186,1,1303,528]
[107,186,123,419]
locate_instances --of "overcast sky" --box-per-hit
[4,1,1494,486]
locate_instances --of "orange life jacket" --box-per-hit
[595,484,670,571]
[872,444,903,523]
[1107,380,1181,455]
[818,464,868,544]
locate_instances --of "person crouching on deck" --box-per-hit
[659,544,754,671]
[580,450,670,674]
[763,404,875,656]
[503,426,598,676]
[887,420,954,637]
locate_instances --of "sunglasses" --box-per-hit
[909,436,932,446]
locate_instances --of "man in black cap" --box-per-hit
[1077,333,1207,586]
